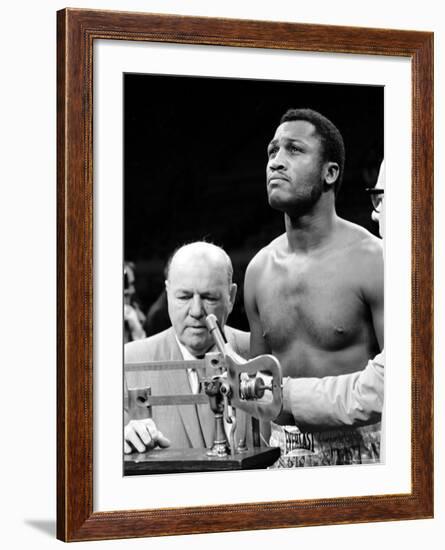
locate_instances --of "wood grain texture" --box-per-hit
[57,8,434,542]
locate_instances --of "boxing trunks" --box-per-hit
[269,421,381,468]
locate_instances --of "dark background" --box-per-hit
[124,73,383,333]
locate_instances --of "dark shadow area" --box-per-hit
[24,519,56,538]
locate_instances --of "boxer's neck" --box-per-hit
[284,197,337,253]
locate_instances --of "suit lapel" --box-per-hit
[162,330,207,449]
[157,328,251,449]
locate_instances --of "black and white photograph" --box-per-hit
[123,73,384,475]
[2,0,440,547]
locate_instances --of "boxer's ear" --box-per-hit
[324,161,340,188]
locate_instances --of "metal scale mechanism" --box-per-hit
[124,314,283,474]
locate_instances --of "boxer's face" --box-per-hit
[166,255,236,356]
[266,120,338,214]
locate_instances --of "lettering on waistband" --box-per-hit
[284,429,315,453]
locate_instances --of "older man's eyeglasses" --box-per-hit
[365,188,385,213]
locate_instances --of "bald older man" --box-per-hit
[124,242,249,454]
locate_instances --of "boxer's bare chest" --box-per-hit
[255,246,366,354]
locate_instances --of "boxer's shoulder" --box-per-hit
[337,218,382,260]
[246,233,287,273]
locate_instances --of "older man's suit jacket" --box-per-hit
[125,326,250,449]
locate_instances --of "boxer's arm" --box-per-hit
[244,257,271,357]
[282,352,384,429]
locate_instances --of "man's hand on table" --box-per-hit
[124,418,171,454]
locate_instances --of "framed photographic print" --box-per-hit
[57,8,433,542]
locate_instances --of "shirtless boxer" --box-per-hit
[281,160,385,431]
[244,109,383,465]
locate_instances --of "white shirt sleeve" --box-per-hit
[282,352,384,429]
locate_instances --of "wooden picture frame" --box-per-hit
[57,8,433,542]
